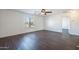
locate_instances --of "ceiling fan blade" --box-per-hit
[45,11,52,13]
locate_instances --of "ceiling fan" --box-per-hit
[41,9,52,15]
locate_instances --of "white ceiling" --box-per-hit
[16,9,41,15]
[16,9,70,15]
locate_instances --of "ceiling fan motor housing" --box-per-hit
[41,9,46,13]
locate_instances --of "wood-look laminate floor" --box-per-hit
[0,30,79,50]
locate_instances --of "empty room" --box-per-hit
[0,9,79,50]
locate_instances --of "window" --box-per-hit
[25,15,34,28]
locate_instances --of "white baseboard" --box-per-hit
[69,32,79,36]
[0,29,43,38]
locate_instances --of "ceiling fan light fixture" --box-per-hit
[41,12,45,15]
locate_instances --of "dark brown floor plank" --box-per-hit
[0,30,79,50]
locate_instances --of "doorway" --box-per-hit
[62,16,70,34]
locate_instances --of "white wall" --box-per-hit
[66,10,79,35]
[45,11,79,36]
[0,10,44,38]
[45,14,62,32]
[46,10,79,36]
[1,9,79,37]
